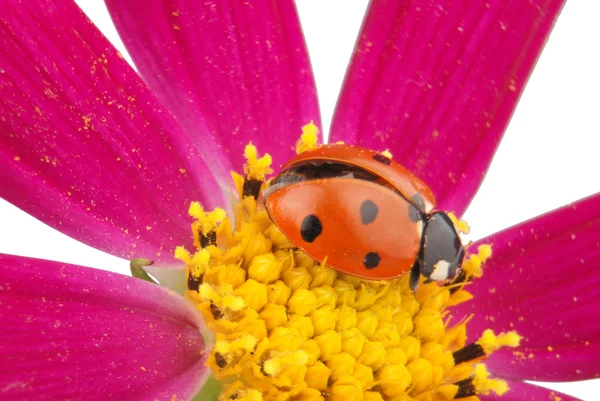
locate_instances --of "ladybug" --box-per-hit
[262,144,465,290]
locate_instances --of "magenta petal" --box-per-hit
[479,380,582,401]
[105,0,321,170]
[0,253,208,401]
[452,193,600,381]
[0,0,228,266]
[330,0,566,216]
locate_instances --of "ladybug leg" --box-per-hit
[409,259,421,291]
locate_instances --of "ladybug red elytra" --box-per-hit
[263,144,465,290]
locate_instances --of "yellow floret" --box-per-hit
[263,350,309,376]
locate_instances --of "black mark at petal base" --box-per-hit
[243,179,262,199]
[200,230,217,248]
[187,275,202,292]
[215,352,227,368]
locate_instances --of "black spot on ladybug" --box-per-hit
[363,252,381,269]
[408,204,422,223]
[360,200,379,224]
[300,214,323,243]
[411,193,426,212]
[372,153,392,165]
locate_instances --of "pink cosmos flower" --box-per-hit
[0,1,597,400]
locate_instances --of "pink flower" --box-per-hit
[0,1,596,401]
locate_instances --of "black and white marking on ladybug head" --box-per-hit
[363,252,381,269]
[419,212,464,282]
[300,214,323,243]
[360,199,379,225]
[407,194,425,223]
[429,260,454,281]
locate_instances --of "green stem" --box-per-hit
[129,258,157,284]
[191,374,221,401]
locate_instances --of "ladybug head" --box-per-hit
[419,212,465,282]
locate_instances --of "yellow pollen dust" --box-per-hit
[180,125,519,401]
[447,212,470,235]
[244,143,273,181]
[189,202,226,235]
[295,121,320,154]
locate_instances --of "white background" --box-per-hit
[1,1,599,399]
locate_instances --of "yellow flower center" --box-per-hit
[179,125,520,401]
